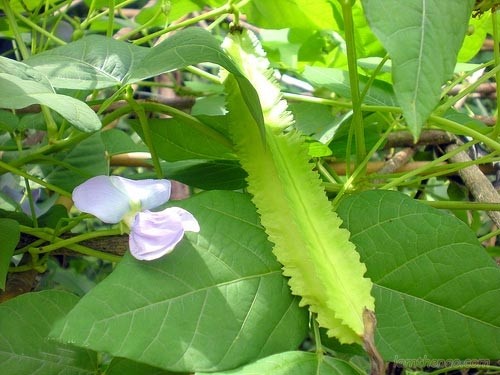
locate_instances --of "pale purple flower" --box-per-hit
[130,207,200,260]
[72,175,172,224]
[72,176,199,261]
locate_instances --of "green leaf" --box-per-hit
[44,132,108,192]
[0,110,19,132]
[25,35,149,90]
[107,357,180,375]
[290,102,340,143]
[100,128,147,156]
[51,191,308,373]
[0,290,97,374]
[303,66,397,107]
[0,218,19,290]
[131,117,234,161]
[241,0,337,30]
[0,57,101,132]
[0,0,57,11]
[0,73,100,132]
[199,351,363,375]
[362,0,475,138]
[458,13,490,62]
[337,190,500,360]
[163,160,247,190]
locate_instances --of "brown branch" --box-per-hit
[385,130,455,148]
[372,147,416,184]
[377,147,416,175]
[446,143,500,227]
[448,82,497,97]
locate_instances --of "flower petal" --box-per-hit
[72,176,131,223]
[129,207,200,261]
[110,176,171,210]
[163,207,201,232]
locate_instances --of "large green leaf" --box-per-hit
[199,351,363,375]
[0,218,19,290]
[26,28,264,136]
[25,36,149,90]
[0,290,97,374]
[51,191,308,373]
[0,57,100,132]
[362,0,474,138]
[337,190,500,360]
[0,75,100,133]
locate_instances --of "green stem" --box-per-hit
[66,243,122,262]
[42,106,59,142]
[12,8,66,46]
[422,200,500,211]
[80,0,136,30]
[13,133,39,226]
[359,54,389,103]
[438,61,499,113]
[430,115,500,153]
[132,0,250,45]
[126,94,163,178]
[317,160,343,184]
[20,226,123,262]
[1,0,30,58]
[491,8,500,138]
[332,121,395,208]
[185,65,222,84]
[311,315,324,358]
[284,92,401,114]
[0,159,71,197]
[0,131,94,175]
[23,177,38,227]
[338,0,366,168]
[140,101,234,150]
[427,364,500,375]
[117,4,165,41]
[100,100,229,151]
[107,0,115,38]
[381,141,476,190]
[479,227,500,242]
[33,229,121,254]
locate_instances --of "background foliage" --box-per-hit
[0,0,499,374]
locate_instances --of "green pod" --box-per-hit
[223,30,374,344]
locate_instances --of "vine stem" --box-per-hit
[491,7,500,138]
[423,201,500,211]
[311,315,324,359]
[107,0,115,38]
[430,114,500,153]
[338,0,366,169]
[1,0,30,58]
[332,121,395,208]
[126,92,163,179]
[11,8,66,46]
[20,226,123,263]
[0,158,71,197]
[381,141,476,190]
[132,0,250,45]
